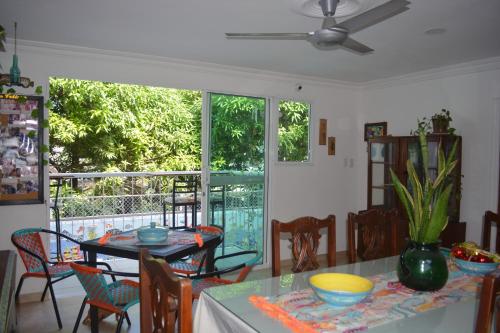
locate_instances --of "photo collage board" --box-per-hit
[0,94,43,204]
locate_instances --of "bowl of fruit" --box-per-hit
[451,242,500,276]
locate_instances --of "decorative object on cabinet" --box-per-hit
[431,108,454,134]
[0,94,44,204]
[390,131,458,291]
[328,137,335,155]
[319,119,327,145]
[364,122,387,141]
[367,133,465,248]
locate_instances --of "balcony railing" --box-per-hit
[49,171,264,260]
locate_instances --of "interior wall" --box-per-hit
[358,67,500,245]
[0,42,362,294]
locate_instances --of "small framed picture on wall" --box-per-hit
[364,122,387,141]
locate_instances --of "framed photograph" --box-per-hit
[364,122,387,141]
[0,94,44,204]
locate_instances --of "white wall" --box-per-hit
[358,64,500,245]
[0,41,362,294]
[2,41,498,296]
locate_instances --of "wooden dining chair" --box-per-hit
[475,271,500,333]
[271,215,336,277]
[139,249,192,333]
[482,211,500,253]
[347,209,399,263]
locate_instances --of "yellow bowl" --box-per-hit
[309,273,374,307]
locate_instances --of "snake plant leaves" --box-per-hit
[391,128,459,243]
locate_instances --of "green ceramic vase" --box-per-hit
[397,241,448,291]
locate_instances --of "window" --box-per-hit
[277,100,310,162]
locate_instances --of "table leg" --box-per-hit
[205,247,216,273]
[87,251,99,333]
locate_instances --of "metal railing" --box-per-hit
[49,171,264,259]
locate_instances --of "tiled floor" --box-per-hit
[15,253,349,333]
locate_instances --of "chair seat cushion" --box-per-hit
[171,261,200,275]
[109,280,140,310]
[25,262,74,278]
[191,277,233,298]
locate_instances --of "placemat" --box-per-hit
[249,266,482,333]
[104,230,201,247]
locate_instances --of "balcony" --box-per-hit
[49,171,263,260]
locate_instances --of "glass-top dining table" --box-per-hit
[193,256,484,333]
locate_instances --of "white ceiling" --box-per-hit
[1,0,499,83]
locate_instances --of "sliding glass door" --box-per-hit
[204,93,266,257]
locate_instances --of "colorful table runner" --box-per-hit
[250,267,482,333]
[102,230,202,247]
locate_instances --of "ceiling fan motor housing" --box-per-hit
[312,26,348,45]
[319,0,339,16]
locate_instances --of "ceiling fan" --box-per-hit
[225,0,410,53]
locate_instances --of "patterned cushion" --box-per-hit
[191,277,233,298]
[109,280,140,310]
[170,261,200,274]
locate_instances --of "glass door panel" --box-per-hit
[368,140,398,209]
[206,93,266,258]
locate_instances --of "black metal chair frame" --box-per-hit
[163,177,200,228]
[73,269,139,333]
[11,228,112,330]
[49,177,63,260]
[209,184,226,253]
[192,250,259,279]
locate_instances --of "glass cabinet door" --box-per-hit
[368,138,399,210]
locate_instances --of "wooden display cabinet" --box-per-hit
[367,134,465,248]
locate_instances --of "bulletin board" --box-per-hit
[0,94,44,204]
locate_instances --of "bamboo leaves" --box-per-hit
[391,130,458,243]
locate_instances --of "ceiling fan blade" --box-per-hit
[336,0,410,33]
[321,17,337,29]
[225,33,310,40]
[341,38,374,53]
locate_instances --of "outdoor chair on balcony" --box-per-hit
[139,249,192,333]
[190,250,261,300]
[71,262,140,333]
[271,215,336,277]
[11,228,113,330]
[163,177,200,228]
[49,176,63,259]
[170,225,224,277]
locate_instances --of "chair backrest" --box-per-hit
[11,228,48,274]
[173,178,198,195]
[191,225,224,266]
[347,209,399,263]
[482,211,500,253]
[271,215,336,277]
[70,263,114,306]
[475,271,500,333]
[140,249,192,333]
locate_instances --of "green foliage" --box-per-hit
[278,100,310,162]
[390,129,458,243]
[210,93,265,171]
[49,78,202,172]
[35,85,43,95]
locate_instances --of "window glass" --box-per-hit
[278,100,310,162]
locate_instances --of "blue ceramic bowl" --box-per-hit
[453,257,498,276]
[137,223,168,243]
[309,273,374,307]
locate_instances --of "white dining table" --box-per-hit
[193,256,485,333]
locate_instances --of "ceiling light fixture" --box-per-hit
[0,22,34,89]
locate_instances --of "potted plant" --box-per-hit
[431,108,452,134]
[390,128,458,291]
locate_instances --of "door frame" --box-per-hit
[201,91,270,267]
